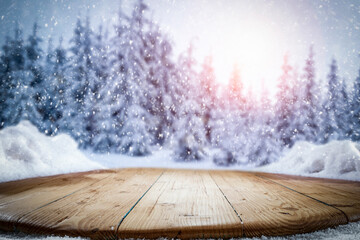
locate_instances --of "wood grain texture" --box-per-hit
[15,168,163,239]
[117,169,243,239]
[210,171,348,237]
[0,170,113,199]
[257,172,360,222]
[0,169,114,232]
[0,168,359,239]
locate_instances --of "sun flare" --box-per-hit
[210,21,282,99]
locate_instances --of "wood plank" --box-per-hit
[257,172,360,222]
[117,169,243,239]
[1,168,359,239]
[0,170,113,199]
[210,171,348,237]
[0,170,114,232]
[15,168,163,239]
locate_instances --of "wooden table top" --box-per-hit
[0,168,359,239]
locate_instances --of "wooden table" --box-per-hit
[0,168,359,239]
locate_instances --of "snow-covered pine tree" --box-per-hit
[338,79,352,139]
[41,37,58,134]
[53,38,69,132]
[261,81,279,162]
[321,59,340,142]
[119,0,156,155]
[92,25,110,98]
[173,43,207,161]
[89,25,114,152]
[65,16,98,148]
[81,16,100,148]
[42,37,69,135]
[325,59,352,140]
[351,66,360,141]
[1,25,41,127]
[249,80,279,165]
[210,64,247,165]
[97,7,130,152]
[275,54,296,148]
[107,0,155,155]
[227,64,245,111]
[0,35,13,128]
[326,59,351,140]
[198,55,218,143]
[142,23,176,145]
[243,86,261,164]
[299,46,320,142]
[26,22,45,119]
[64,18,85,141]
[290,66,306,142]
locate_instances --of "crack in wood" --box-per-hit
[115,170,165,240]
[209,173,245,238]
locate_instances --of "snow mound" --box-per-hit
[0,121,104,183]
[260,140,360,181]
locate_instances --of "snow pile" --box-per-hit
[0,121,104,183]
[85,140,360,181]
[260,140,360,181]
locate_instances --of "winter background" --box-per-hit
[0,0,360,239]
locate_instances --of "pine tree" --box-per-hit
[25,22,46,129]
[42,37,69,135]
[210,64,247,163]
[65,16,97,147]
[351,66,360,141]
[104,0,155,155]
[100,7,131,152]
[300,46,320,142]
[325,59,351,140]
[1,25,41,127]
[173,43,207,161]
[90,25,113,152]
[118,0,156,155]
[198,55,218,142]
[250,80,279,165]
[227,64,245,110]
[0,35,13,128]
[41,37,57,134]
[142,24,176,145]
[275,54,296,147]
[53,38,69,131]
[339,80,352,139]
[291,66,306,142]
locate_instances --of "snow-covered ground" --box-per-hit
[259,140,360,181]
[1,121,360,239]
[84,140,360,182]
[0,121,104,183]
[1,121,359,183]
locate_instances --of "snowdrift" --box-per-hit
[260,140,360,181]
[0,121,104,182]
[1,121,359,183]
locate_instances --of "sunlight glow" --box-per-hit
[216,22,282,97]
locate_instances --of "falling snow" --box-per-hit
[0,0,360,239]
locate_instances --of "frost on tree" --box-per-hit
[352,66,360,141]
[173,44,207,161]
[42,37,69,135]
[0,0,359,166]
[0,24,42,129]
[275,54,297,148]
